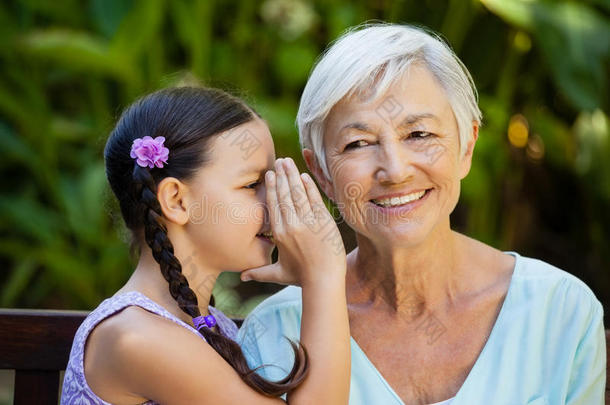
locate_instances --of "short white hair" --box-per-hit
[297,23,482,179]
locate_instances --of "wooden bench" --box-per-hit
[0,309,89,405]
[0,309,608,404]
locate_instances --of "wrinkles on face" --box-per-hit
[322,65,468,246]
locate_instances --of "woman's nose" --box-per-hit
[377,142,415,184]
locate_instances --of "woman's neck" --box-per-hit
[346,223,468,315]
[119,247,219,326]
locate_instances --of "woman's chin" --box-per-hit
[359,221,430,247]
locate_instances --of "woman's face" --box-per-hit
[321,65,476,247]
[183,117,276,271]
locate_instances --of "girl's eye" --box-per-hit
[245,180,261,189]
[345,139,370,150]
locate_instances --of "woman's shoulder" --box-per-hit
[248,285,303,315]
[238,286,303,338]
[237,286,303,367]
[512,253,596,293]
[509,252,603,317]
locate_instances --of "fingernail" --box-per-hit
[241,274,251,282]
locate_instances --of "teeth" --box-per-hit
[373,190,426,207]
[259,232,273,238]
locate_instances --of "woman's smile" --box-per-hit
[367,187,433,216]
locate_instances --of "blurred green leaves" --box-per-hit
[481,0,610,110]
[20,29,137,82]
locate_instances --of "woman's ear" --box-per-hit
[302,148,335,201]
[459,122,479,180]
[156,177,190,225]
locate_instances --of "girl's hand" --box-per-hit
[241,158,346,287]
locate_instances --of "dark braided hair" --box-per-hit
[104,86,308,396]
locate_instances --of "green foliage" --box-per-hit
[0,0,608,314]
[482,0,610,110]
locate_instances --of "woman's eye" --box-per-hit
[409,131,432,139]
[345,140,370,150]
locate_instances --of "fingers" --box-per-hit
[240,263,287,284]
[283,158,312,218]
[265,170,282,233]
[301,172,329,214]
[268,157,330,236]
[275,159,295,223]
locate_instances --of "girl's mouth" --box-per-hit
[256,231,274,244]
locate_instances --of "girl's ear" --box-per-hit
[459,122,479,180]
[302,148,335,201]
[157,177,190,225]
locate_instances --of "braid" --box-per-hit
[132,164,308,396]
[133,165,199,316]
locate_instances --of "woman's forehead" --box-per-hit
[345,67,447,111]
[327,74,451,131]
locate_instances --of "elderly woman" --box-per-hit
[238,24,605,405]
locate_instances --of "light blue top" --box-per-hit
[237,252,606,405]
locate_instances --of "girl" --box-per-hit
[61,86,350,404]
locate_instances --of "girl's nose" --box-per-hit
[259,186,270,225]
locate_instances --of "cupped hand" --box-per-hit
[240,158,346,287]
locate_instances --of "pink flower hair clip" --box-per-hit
[130,136,169,169]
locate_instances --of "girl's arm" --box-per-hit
[241,158,350,404]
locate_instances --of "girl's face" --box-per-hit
[183,117,276,271]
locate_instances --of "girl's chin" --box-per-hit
[242,256,273,271]
[223,243,273,273]
[221,254,272,273]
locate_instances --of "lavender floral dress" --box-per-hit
[61,291,239,404]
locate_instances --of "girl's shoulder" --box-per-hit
[83,305,171,403]
[62,291,205,404]
[81,291,204,350]
[83,303,248,404]
[75,295,286,405]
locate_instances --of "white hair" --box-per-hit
[297,23,482,179]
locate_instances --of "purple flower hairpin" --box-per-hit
[130,136,169,169]
[193,314,217,331]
